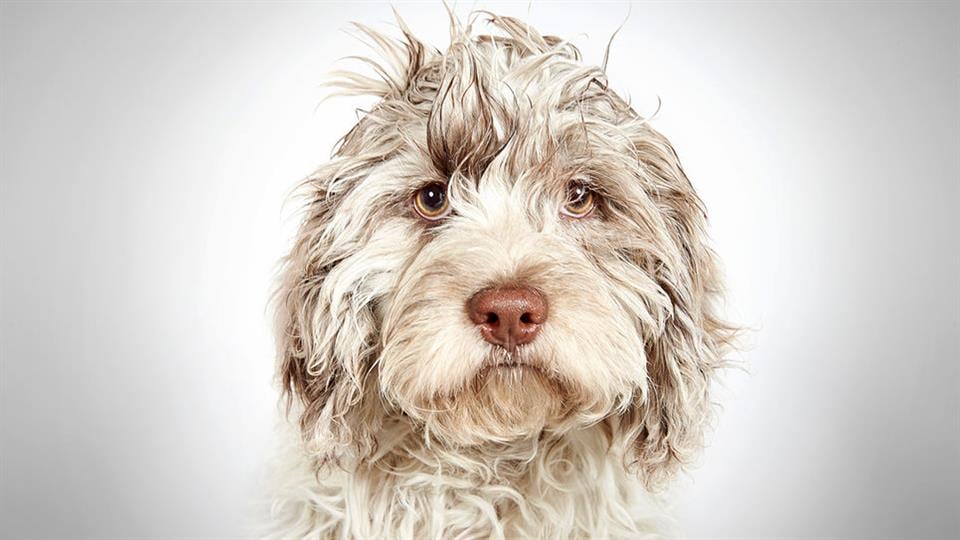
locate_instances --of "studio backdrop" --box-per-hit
[1,1,957,538]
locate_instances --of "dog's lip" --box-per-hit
[485,356,529,368]
[477,357,563,387]
[485,358,544,372]
[479,351,551,374]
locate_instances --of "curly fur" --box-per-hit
[266,10,734,539]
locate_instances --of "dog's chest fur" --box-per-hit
[266,422,673,539]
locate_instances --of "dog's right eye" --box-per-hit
[413,182,450,221]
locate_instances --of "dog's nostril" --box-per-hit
[519,313,533,324]
[485,313,499,325]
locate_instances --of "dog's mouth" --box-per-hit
[478,354,552,379]
[493,361,529,369]
[489,361,542,373]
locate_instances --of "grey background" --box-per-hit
[1,1,958,538]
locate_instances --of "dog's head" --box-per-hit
[276,13,733,486]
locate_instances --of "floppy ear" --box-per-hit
[274,170,380,466]
[622,126,736,488]
[273,20,434,466]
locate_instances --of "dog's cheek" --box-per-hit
[537,282,644,396]
[378,301,489,410]
[374,235,485,407]
[321,216,425,377]
[528,232,653,395]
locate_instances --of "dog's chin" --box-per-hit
[419,360,572,447]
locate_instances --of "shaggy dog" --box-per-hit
[267,11,733,539]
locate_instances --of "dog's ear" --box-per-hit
[273,22,430,465]
[620,125,736,488]
[274,175,379,466]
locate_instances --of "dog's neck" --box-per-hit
[266,417,675,538]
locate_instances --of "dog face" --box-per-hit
[276,14,732,486]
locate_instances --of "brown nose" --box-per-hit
[467,287,548,350]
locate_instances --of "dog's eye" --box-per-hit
[562,182,597,218]
[413,182,450,220]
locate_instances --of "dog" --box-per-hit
[266,11,734,539]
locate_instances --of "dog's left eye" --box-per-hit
[413,182,450,220]
[561,182,597,218]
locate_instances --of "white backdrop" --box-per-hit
[1,2,958,538]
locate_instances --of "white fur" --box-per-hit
[265,419,676,539]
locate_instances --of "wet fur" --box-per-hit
[267,11,734,539]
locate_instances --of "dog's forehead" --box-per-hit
[411,38,634,189]
[327,28,649,214]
